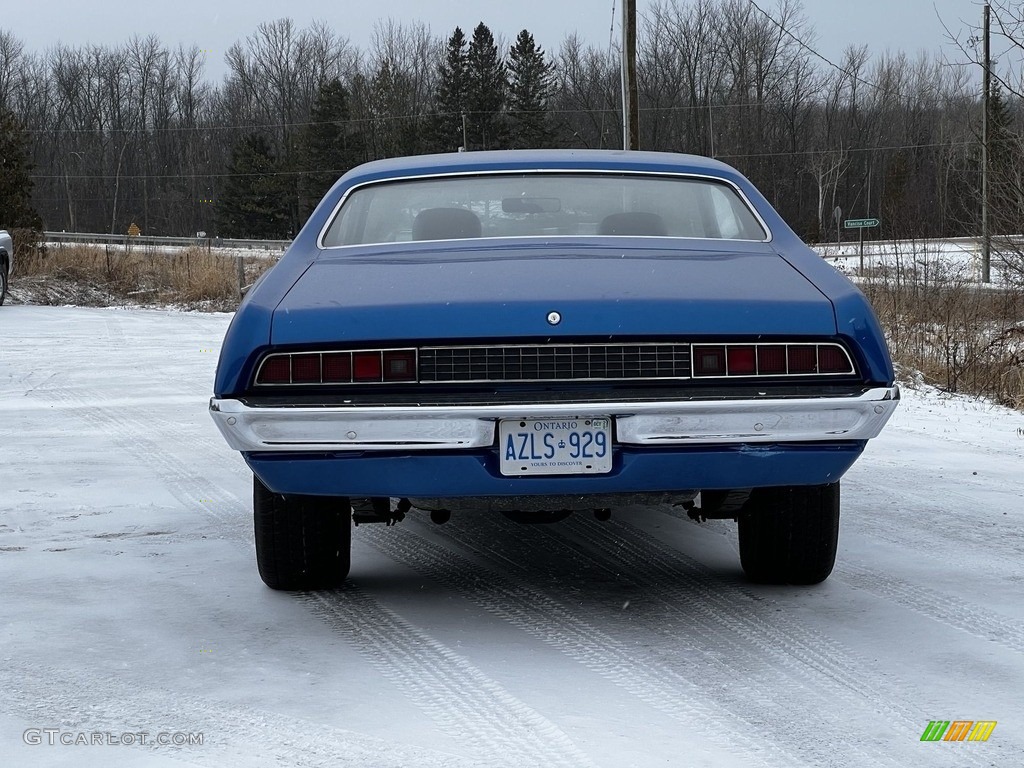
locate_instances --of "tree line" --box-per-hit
[0,0,1017,243]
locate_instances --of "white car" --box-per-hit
[0,229,12,305]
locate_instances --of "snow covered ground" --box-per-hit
[1,305,1022,767]
[813,237,1012,284]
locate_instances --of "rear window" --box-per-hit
[321,172,768,247]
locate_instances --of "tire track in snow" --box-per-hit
[302,588,598,768]
[421,511,992,768]
[836,562,1024,655]
[361,523,798,768]
[559,513,1007,767]
[0,663,478,768]
[104,315,127,343]
[34,385,596,766]
[843,474,1024,571]
[37,386,249,539]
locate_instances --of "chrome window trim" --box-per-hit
[316,169,773,249]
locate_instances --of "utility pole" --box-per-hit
[982,2,991,283]
[621,0,639,150]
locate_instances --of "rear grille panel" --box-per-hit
[419,344,692,383]
[252,341,857,387]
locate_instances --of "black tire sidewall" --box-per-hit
[738,483,840,585]
[253,476,352,590]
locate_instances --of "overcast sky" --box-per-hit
[2,0,980,80]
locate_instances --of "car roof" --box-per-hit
[341,149,742,183]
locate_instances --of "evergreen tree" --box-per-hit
[431,27,469,152]
[466,23,507,150]
[370,60,423,158]
[987,81,1023,235]
[301,78,363,218]
[216,134,290,239]
[507,30,556,149]
[0,109,43,233]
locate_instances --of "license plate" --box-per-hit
[498,417,612,476]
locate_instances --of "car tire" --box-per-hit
[737,482,840,585]
[0,260,8,306]
[253,475,352,590]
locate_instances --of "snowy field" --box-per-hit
[813,236,1017,285]
[1,304,1023,767]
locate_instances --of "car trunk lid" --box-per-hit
[269,241,837,345]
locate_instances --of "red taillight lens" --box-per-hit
[291,353,322,383]
[787,346,817,374]
[693,346,726,376]
[255,348,419,385]
[819,346,852,373]
[257,356,291,384]
[353,352,383,381]
[382,350,416,381]
[322,353,352,383]
[726,346,756,375]
[757,345,786,374]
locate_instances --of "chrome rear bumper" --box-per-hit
[209,386,899,453]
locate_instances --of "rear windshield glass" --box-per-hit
[321,173,767,247]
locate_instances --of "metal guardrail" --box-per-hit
[817,234,1024,251]
[43,231,292,251]
[43,231,1024,254]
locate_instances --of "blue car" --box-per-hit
[210,149,899,590]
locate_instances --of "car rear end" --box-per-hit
[209,150,899,588]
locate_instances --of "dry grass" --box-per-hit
[14,243,275,311]
[859,245,1024,410]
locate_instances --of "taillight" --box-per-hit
[726,346,756,375]
[255,348,418,386]
[353,352,383,381]
[693,346,726,376]
[256,356,291,384]
[818,345,852,373]
[757,345,786,374]
[322,353,352,382]
[692,343,854,378]
[787,346,817,374]
[290,354,321,383]
[383,350,416,381]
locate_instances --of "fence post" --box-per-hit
[237,255,245,298]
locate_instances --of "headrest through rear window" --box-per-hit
[412,207,482,240]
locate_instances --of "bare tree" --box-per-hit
[551,34,619,148]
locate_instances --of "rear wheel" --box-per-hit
[737,483,840,585]
[253,476,351,590]
[0,260,8,305]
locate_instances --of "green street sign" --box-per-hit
[843,218,880,229]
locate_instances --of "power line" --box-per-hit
[717,137,980,161]
[23,96,918,138]
[608,0,618,52]
[745,0,883,93]
[28,136,986,182]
